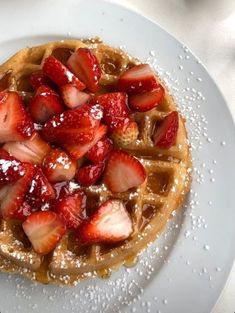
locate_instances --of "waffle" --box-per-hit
[0,38,192,285]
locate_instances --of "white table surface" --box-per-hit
[114,1,235,312]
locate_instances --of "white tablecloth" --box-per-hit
[115,1,235,312]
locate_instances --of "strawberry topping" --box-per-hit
[29,85,64,123]
[129,85,165,112]
[86,137,113,163]
[43,55,86,90]
[117,64,158,93]
[0,91,34,143]
[103,150,146,193]
[55,190,86,229]
[75,163,104,186]
[22,211,66,255]
[60,83,91,109]
[77,199,133,245]
[43,148,77,182]
[153,111,179,148]
[67,48,101,93]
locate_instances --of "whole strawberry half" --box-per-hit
[22,211,66,255]
[55,190,86,229]
[42,55,86,90]
[117,64,158,93]
[0,91,34,143]
[29,85,64,123]
[103,150,146,193]
[77,199,133,245]
[153,111,179,148]
[67,48,101,93]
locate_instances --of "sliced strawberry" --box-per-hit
[67,48,101,93]
[0,163,35,219]
[63,124,107,160]
[29,85,64,123]
[13,201,35,221]
[0,91,34,143]
[129,85,165,112]
[153,111,179,148]
[41,103,103,145]
[55,190,86,229]
[22,211,66,255]
[117,64,158,93]
[43,149,77,183]
[42,55,86,90]
[30,70,53,90]
[26,167,55,206]
[77,199,133,245]
[60,84,91,109]
[75,163,104,186]
[103,150,146,193]
[3,132,51,165]
[93,92,129,126]
[52,127,95,145]
[86,138,112,163]
[110,119,139,146]
[0,149,26,184]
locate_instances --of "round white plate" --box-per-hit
[0,1,235,312]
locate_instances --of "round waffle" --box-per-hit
[0,38,192,285]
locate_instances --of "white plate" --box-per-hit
[0,1,235,312]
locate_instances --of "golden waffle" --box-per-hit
[0,38,192,285]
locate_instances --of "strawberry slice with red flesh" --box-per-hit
[42,55,86,91]
[86,138,113,163]
[13,201,35,221]
[43,148,77,183]
[75,163,104,186]
[93,92,129,127]
[41,103,103,145]
[55,190,86,229]
[0,163,35,219]
[129,85,165,112]
[3,132,51,165]
[103,150,146,193]
[0,91,34,143]
[22,211,66,255]
[60,84,91,109]
[63,124,107,160]
[26,167,55,206]
[67,48,101,93]
[30,70,53,90]
[77,199,133,245]
[117,64,158,94]
[0,149,26,184]
[29,85,64,123]
[153,111,179,148]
